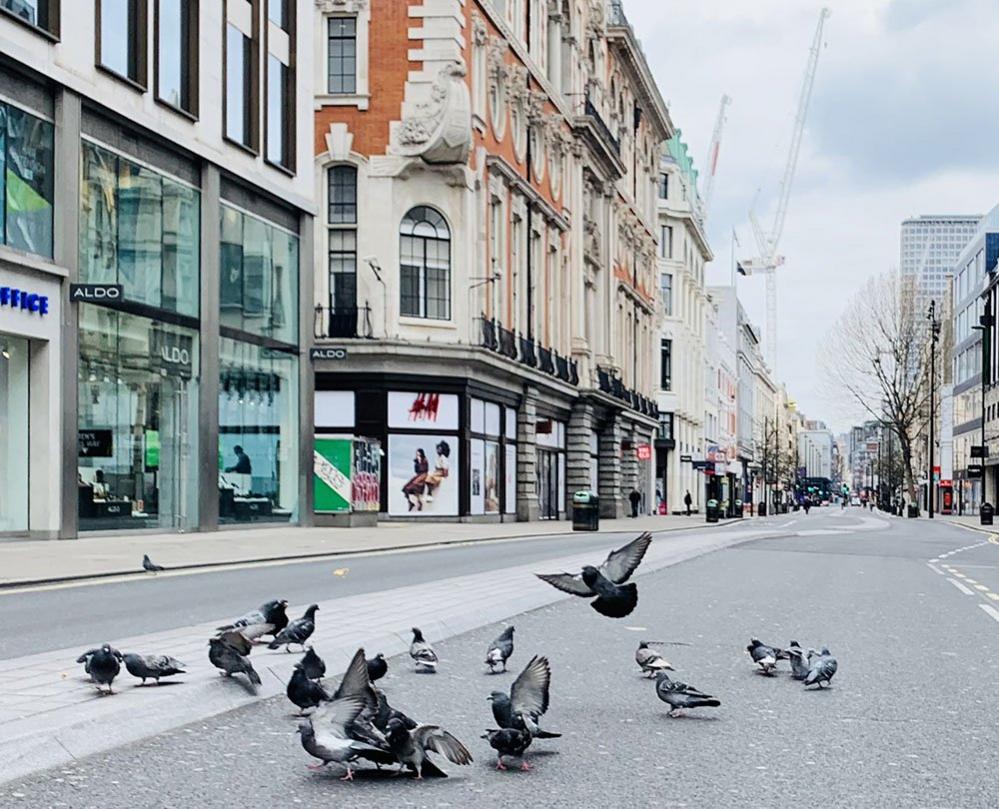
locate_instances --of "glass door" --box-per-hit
[0,336,29,533]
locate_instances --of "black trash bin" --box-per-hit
[572,491,600,531]
[734,499,743,518]
[706,498,719,523]
[758,502,767,517]
[907,504,919,518]
[981,502,994,526]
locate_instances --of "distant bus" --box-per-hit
[802,477,832,504]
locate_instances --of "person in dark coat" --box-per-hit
[225,445,252,474]
[629,488,642,518]
[683,490,693,517]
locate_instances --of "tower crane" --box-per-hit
[700,94,731,223]
[739,7,830,376]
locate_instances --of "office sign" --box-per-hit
[70,283,124,303]
[310,347,348,361]
[1,284,50,316]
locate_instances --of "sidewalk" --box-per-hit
[942,514,999,535]
[0,514,719,588]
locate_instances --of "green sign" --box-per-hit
[314,437,352,513]
[145,430,160,471]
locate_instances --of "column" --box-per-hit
[516,386,540,521]
[297,212,316,526]
[566,400,594,495]
[598,412,624,518]
[197,165,221,532]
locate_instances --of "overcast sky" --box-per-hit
[626,0,999,433]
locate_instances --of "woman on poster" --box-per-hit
[424,441,452,502]
[402,448,429,511]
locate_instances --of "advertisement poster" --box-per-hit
[484,440,500,513]
[314,437,352,513]
[352,437,381,512]
[505,443,516,515]
[470,439,484,515]
[388,434,459,516]
[315,391,355,428]
[388,391,459,430]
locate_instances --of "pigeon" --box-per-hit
[786,641,810,681]
[489,655,561,742]
[635,641,674,677]
[366,653,388,683]
[535,532,652,618]
[208,631,261,687]
[300,647,326,680]
[268,604,319,652]
[371,687,418,733]
[386,716,473,779]
[122,653,186,685]
[655,672,721,716]
[142,554,164,572]
[746,638,779,675]
[483,728,533,771]
[216,599,289,642]
[485,626,515,673]
[76,647,102,680]
[804,647,838,688]
[88,644,122,694]
[287,665,331,714]
[298,696,396,780]
[410,627,438,672]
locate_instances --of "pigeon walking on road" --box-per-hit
[804,647,838,689]
[217,599,289,642]
[209,631,261,688]
[287,665,331,714]
[141,554,164,572]
[122,653,186,685]
[747,638,780,675]
[410,627,438,672]
[786,641,810,681]
[268,604,318,652]
[298,696,396,780]
[366,653,388,683]
[483,728,532,771]
[485,626,515,673]
[300,647,326,680]
[535,532,652,618]
[489,655,560,743]
[386,717,473,779]
[635,641,674,677]
[88,644,122,694]
[655,673,721,716]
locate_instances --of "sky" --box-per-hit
[625,0,999,433]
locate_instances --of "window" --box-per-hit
[265,0,295,169]
[267,0,286,27]
[327,165,357,316]
[660,338,672,390]
[1,0,59,35]
[224,11,256,149]
[661,273,672,316]
[327,17,356,94]
[659,411,674,441]
[400,206,451,320]
[658,172,668,199]
[0,102,54,258]
[98,0,147,86]
[327,165,356,224]
[155,0,198,114]
[660,224,673,259]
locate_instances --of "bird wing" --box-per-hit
[76,648,100,664]
[219,609,266,630]
[313,695,367,735]
[535,572,594,597]
[413,725,473,765]
[600,532,653,584]
[510,655,551,718]
[411,641,438,663]
[334,648,375,706]
[218,630,253,656]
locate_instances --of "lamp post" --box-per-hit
[973,305,995,513]
[927,300,940,519]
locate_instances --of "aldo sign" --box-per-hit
[69,283,124,303]
[0,285,50,316]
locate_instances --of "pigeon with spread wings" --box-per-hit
[535,532,652,618]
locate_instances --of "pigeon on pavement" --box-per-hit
[142,554,164,572]
[76,647,102,680]
[483,728,533,771]
[88,644,122,694]
[489,655,561,742]
[786,641,810,681]
[485,626,515,673]
[366,653,388,683]
[216,599,289,642]
[122,653,186,685]
[298,695,396,780]
[635,641,674,677]
[386,717,473,779]
[535,532,652,618]
[410,627,438,672]
[804,647,838,688]
[209,631,261,688]
[655,673,721,716]
[746,638,780,675]
[287,665,331,714]
[371,687,418,733]
[300,647,326,680]
[268,604,319,652]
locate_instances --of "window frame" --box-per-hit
[95,0,149,91]
[660,337,672,391]
[326,15,357,95]
[263,0,296,173]
[327,164,358,315]
[0,0,60,38]
[153,0,199,119]
[222,0,261,154]
[399,206,451,321]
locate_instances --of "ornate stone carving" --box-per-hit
[527,90,547,125]
[315,0,368,12]
[583,214,601,259]
[395,62,472,165]
[487,37,509,82]
[472,12,489,47]
[586,0,606,40]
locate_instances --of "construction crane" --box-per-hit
[739,7,831,376]
[700,94,731,223]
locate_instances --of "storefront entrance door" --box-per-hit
[537,449,559,520]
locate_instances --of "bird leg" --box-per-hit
[339,767,355,782]
[520,760,533,771]
[496,758,508,771]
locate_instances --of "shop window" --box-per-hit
[155,0,199,115]
[0,336,28,532]
[1,0,60,36]
[400,206,451,320]
[97,0,148,87]
[0,102,54,258]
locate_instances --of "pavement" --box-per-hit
[0,514,711,588]
[3,508,997,807]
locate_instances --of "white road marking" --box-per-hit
[979,604,999,624]
[926,563,945,575]
[947,578,975,596]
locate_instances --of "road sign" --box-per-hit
[968,464,984,479]
[636,444,652,461]
[971,445,989,458]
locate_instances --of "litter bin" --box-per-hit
[706,498,719,523]
[981,502,994,526]
[758,502,767,517]
[735,499,744,518]
[572,491,600,531]
[907,504,919,518]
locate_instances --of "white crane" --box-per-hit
[739,7,831,376]
[700,94,731,223]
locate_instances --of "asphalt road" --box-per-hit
[4,510,998,808]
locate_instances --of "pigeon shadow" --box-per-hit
[661,713,721,721]
[133,680,185,688]
[412,668,438,675]
[216,674,259,696]
[305,766,403,782]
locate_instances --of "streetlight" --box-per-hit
[972,307,994,514]
[927,300,941,519]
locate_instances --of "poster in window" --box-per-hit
[315,391,355,428]
[352,437,381,512]
[388,391,459,431]
[505,443,516,515]
[470,438,484,515]
[388,434,459,516]
[484,440,500,514]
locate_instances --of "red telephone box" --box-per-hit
[940,482,953,515]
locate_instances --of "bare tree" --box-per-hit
[823,271,930,509]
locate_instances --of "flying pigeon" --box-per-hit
[300,647,326,681]
[655,673,721,716]
[535,532,652,618]
[268,604,319,652]
[746,638,780,675]
[410,627,438,672]
[485,626,515,673]
[785,641,810,681]
[216,599,289,642]
[287,665,331,714]
[142,554,164,572]
[386,716,473,779]
[366,653,388,683]
[298,696,396,780]
[122,653,186,685]
[635,641,674,677]
[88,644,122,694]
[208,631,261,687]
[489,655,560,744]
[483,728,533,771]
[804,647,838,688]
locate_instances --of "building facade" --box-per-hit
[0,1,315,538]
[703,288,738,515]
[311,0,668,521]
[799,423,834,480]
[901,215,980,315]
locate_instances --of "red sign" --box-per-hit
[636,444,653,460]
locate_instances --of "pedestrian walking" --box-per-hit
[683,490,692,517]
[629,488,642,518]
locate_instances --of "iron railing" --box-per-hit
[314,305,373,339]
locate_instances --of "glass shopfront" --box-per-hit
[0,335,28,532]
[78,306,200,531]
[0,100,54,259]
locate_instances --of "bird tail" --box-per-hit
[246,662,262,686]
[689,698,721,708]
[419,758,449,778]
[590,583,638,618]
[533,730,562,739]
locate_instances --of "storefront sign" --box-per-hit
[635,444,653,461]
[78,429,113,457]
[387,391,459,431]
[0,285,50,316]
[310,347,348,361]
[971,445,989,458]
[69,284,123,303]
[968,464,984,478]
[149,329,194,379]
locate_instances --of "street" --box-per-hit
[2,509,997,808]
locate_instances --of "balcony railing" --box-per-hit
[584,95,620,155]
[538,346,555,375]
[519,335,537,368]
[499,325,517,359]
[476,314,579,386]
[314,305,373,339]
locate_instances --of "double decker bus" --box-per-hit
[802,477,832,505]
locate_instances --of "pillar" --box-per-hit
[598,412,624,518]
[517,386,540,521]
[197,165,221,532]
[566,400,594,497]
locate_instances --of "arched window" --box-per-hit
[400,206,451,320]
